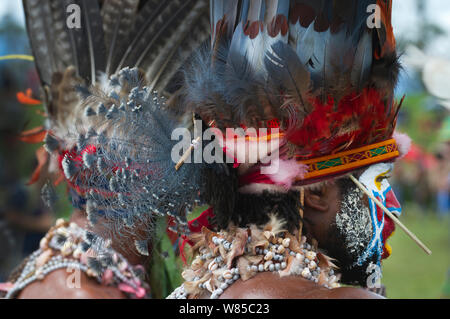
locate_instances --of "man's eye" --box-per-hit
[376,175,390,183]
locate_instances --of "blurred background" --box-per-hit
[0,0,449,298]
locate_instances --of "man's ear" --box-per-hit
[304,187,329,212]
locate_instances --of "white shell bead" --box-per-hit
[56,218,65,227]
[222,270,233,279]
[208,261,218,271]
[264,251,274,261]
[306,251,316,260]
[301,267,311,278]
[39,237,48,249]
[205,279,214,293]
[264,260,273,271]
[263,231,273,240]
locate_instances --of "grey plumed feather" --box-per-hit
[101,0,139,75]
[86,200,99,225]
[155,16,210,94]
[57,71,205,245]
[24,0,210,133]
[133,0,200,69]
[24,0,106,86]
[145,0,208,90]
[82,152,96,169]
[77,0,107,84]
[114,0,171,72]
[43,132,60,153]
[22,0,58,86]
[62,154,77,179]
[265,41,312,114]
[351,30,373,91]
[48,0,77,73]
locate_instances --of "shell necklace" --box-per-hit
[167,217,340,299]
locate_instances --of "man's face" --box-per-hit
[320,163,401,286]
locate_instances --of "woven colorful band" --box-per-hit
[297,139,399,181]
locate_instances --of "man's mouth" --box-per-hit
[380,188,401,259]
[381,214,396,259]
[384,214,396,237]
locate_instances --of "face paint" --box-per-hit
[357,163,401,265]
[329,178,377,286]
[335,185,373,263]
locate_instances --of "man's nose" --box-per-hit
[385,188,401,217]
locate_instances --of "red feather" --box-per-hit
[18,126,47,143]
[27,146,48,185]
[16,89,41,105]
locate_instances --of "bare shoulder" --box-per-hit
[220,272,327,299]
[17,268,126,299]
[326,286,385,299]
[219,272,384,299]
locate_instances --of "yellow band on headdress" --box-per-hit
[0,55,35,62]
[297,139,400,181]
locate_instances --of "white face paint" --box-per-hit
[359,163,401,217]
[356,163,401,266]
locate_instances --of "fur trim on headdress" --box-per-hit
[265,159,308,189]
[393,131,412,158]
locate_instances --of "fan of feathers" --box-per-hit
[182,0,402,159]
[44,67,206,254]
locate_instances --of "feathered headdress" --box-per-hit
[22,0,210,248]
[48,67,204,253]
[183,0,407,188]
[23,0,210,134]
